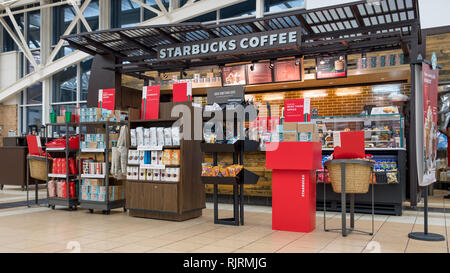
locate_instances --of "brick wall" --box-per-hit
[0,104,18,146]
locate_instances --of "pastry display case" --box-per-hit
[312,114,405,150]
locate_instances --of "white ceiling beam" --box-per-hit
[154,0,167,14]
[141,0,245,25]
[0,0,246,103]
[0,17,37,65]
[4,6,39,69]
[68,0,92,32]
[131,0,162,16]
[47,0,91,63]
[0,50,91,102]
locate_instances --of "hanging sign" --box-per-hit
[173,81,192,102]
[98,89,115,111]
[222,65,247,86]
[316,55,347,80]
[247,62,273,85]
[206,86,245,105]
[141,86,160,120]
[275,58,302,82]
[157,27,301,61]
[418,62,439,186]
[284,99,311,122]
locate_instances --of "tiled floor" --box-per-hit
[0,186,448,253]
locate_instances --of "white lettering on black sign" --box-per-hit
[157,27,301,61]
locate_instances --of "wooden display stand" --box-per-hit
[126,102,205,221]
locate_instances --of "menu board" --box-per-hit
[222,65,247,86]
[275,59,302,82]
[247,62,273,85]
[316,55,347,80]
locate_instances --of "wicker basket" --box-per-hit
[29,156,49,181]
[326,160,373,194]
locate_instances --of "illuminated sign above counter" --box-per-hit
[157,27,301,61]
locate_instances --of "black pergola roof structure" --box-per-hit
[62,0,421,76]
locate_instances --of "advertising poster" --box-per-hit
[222,65,247,86]
[316,55,347,80]
[284,99,311,122]
[420,63,439,186]
[275,59,302,82]
[247,62,273,84]
[173,81,192,102]
[141,86,160,120]
[98,89,115,111]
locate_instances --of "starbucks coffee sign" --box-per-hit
[157,27,301,61]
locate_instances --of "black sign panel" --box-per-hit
[157,27,302,61]
[315,55,347,80]
[207,86,245,105]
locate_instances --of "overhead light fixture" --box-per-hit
[163,74,168,79]
[250,62,255,72]
[182,70,187,77]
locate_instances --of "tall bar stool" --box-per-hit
[323,159,375,237]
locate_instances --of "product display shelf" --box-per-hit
[78,121,126,215]
[125,102,205,221]
[317,149,406,215]
[200,139,259,226]
[45,122,80,211]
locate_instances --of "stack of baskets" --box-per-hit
[326,159,373,194]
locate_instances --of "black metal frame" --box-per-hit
[61,0,421,75]
[323,159,375,237]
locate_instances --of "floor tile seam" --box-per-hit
[361,212,390,253]
[404,209,419,252]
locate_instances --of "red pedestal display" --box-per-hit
[266,142,322,233]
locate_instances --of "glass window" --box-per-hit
[143,0,159,20]
[2,14,24,52]
[27,83,43,104]
[264,0,305,13]
[81,57,93,101]
[112,0,141,28]
[220,0,256,20]
[82,0,100,32]
[27,11,40,49]
[53,4,76,45]
[27,50,41,74]
[26,106,43,127]
[53,64,77,103]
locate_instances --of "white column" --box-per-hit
[256,0,264,19]
[41,0,52,126]
[99,0,111,30]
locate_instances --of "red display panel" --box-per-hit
[141,86,160,120]
[275,59,301,82]
[98,89,115,111]
[247,62,273,84]
[221,65,247,86]
[316,55,347,80]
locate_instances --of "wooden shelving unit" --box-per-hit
[126,102,205,221]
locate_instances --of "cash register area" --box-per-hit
[0,185,447,253]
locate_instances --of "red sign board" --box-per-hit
[173,82,192,102]
[421,63,439,186]
[98,89,115,111]
[284,99,311,122]
[247,62,273,84]
[275,59,301,82]
[141,86,160,120]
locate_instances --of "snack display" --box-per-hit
[374,158,398,184]
[201,163,243,177]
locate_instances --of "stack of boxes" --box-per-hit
[126,149,180,182]
[82,160,106,176]
[281,121,318,142]
[81,134,106,150]
[80,179,124,202]
[80,107,120,123]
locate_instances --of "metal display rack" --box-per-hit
[78,121,126,215]
[45,122,79,211]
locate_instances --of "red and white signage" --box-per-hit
[141,86,160,120]
[284,99,311,122]
[173,81,192,102]
[98,89,115,111]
